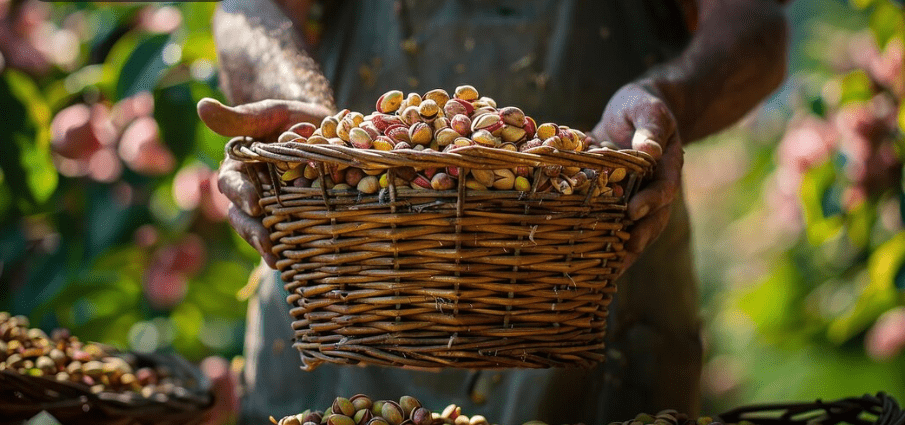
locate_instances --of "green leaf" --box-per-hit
[0,71,57,205]
[838,70,874,105]
[738,255,804,338]
[850,0,876,10]
[154,83,199,161]
[801,162,845,245]
[827,231,904,343]
[115,33,172,100]
[181,33,217,63]
[869,1,905,49]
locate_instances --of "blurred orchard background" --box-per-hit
[0,0,902,420]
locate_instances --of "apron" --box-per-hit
[238,1,700,424]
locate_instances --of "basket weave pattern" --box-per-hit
[0,352,212,425]
[228,138,655,370]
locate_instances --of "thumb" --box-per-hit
[197,98,333,138]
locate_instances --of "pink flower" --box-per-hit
[866,307,905,361]
[118,116,176,176]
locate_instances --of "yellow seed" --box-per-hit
[610,168,626,183]
[464,179,487,191]
[454,85,479,101]
[514,176,531,192]
[281,166,304,181]
[303,165,319,180]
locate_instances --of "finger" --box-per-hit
[228,205,278,268]
[626,205,672,259]
[627,138,683,220]
[629,98,677,151]
[197,98,334,138]
[219,157,262,216]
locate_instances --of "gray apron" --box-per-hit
[238,1,700,424]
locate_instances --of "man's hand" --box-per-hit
[592,81,684,269]
[198,98,333,268]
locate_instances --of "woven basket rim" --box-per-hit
[0,351,213,424]
[226,137,657,173]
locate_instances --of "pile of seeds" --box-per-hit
[270,396,501,425]
[0,312,188,398]
[608,410,745,425]
[276,85,629,198]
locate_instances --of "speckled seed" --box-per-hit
[454,85,479,101]
[405,93,422,107]
[498,106,525,127]
[381,401,405,425]
[373,136,395,151]
[321,116,339,138]
[536,123,558,140]
[423,89,450,109]
[418,99,439,120]
[376,90,403,113]
[398,396,421,418]
[409,122,433,145]
[354,409,373,425]
[500,125,526,143]
[609,167,626,183]
[514,176,531,191]
[400,106,422,126]
[349,127,374,149]
[410,408,432,425]
[289,122,318,138]
[492,169,515,190]
[326,415,355,425]
[434,128,460,146]
[367,418,389,425]
[357,176,380,194]
[450,114,472,136]
[333,398,355,417]
[471,129,498,147]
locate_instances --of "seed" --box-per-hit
[327,415,355,425]
[440,404,460,420]
[289,122,317,138]
[470,129,497,147]
[610,167,626,183]
[418,99,439,120]
[321,116,339,138]
[279,131,303,143]
[357,176,380,194]
[381,401,405,425]
[398,396,421,418]
[349,128,374,149]
[454,85,479,101]
[424,89,450,109]
[536,123,558,140]
[333,398,355,417]
[408,122,432,145]
[376,90,404,113]
[514,176,531,192]
[411,407,432,425]
[492,169,515,190]
[498,106,525,127]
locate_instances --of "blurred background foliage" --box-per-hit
[0,0,255,364]
[0,0,902,416]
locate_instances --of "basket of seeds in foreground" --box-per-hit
[221,85,656,371]
[0,313,213,425]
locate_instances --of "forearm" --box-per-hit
[650,0,789,143]
[214,0,336,111]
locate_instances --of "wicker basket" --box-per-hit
[0,352,213,425]
[227,137,655,370]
